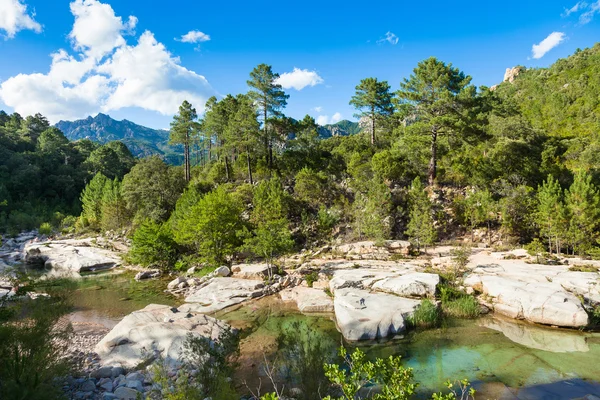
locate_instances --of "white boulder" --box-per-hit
[372,272,439,298]
[333,288,420,341]
[180,277,265,314]
[279,286,334,313]
[95,304,230,368]
[24,239,121,272]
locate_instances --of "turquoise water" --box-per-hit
[61,274,600,398]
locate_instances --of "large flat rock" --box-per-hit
[464,255,597,327]
[371,272,439,298]
[180,277,265,314]
[95,304,230,368]
[333,288,420,341]
[279,286,334,313]
[24,239,121,272]
[231,263,271,279]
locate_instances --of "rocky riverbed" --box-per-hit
[3,233,600,399]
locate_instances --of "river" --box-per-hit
[61,272,600,399]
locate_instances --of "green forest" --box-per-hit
[2,43,600,265]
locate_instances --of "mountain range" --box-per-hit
[55,114,360,162]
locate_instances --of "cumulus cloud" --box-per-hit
[0,0,216,123]
[177,30,210,43]
[275,68,324,90]
[316,112,342,125]
[0,0,42,38]
[531,32,566,59]
[377,31,399,45]
[313,106,323,113]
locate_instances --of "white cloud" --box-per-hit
[177,30,210,43]
[0,0,216,123]
[580,0,600,24]
[69,0,137,59]
[531,32,566,59]
[313,106,323,113]
[377,31,399,45]
[316,112,342,126]
[563,1,587,16]
[275,68,324,90]
[0,0,42,38]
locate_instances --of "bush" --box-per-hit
[38,222,53,236]
[0,278,75,400]
[128,219,178,270]
[408,299,441,328]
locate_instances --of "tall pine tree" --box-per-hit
[349,78,394,145]
[170,100,200,182]
[247,64,289,169]
[566,171,600,255]
[536,175,567,254]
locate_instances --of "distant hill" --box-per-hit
[55,113,183,163]
[319,119,361,138]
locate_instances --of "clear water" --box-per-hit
[63,273,600,398]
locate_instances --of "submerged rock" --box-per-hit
[480,317,589,353]
[95,304,230,368]
[333,288,420,341]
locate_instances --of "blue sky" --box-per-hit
[0,0,599,129]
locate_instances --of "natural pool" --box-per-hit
[66,273,600,399]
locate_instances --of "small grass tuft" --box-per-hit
[408,299,441,328]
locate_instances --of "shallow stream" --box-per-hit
[66,272,600,399]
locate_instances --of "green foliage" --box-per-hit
[79,172,109,228]
[566,171,600,255]
[100,178,130,232]
[128,219,178,270]
[323,347,417,400]
[172,186,244,266]
[170,100,201,182]
[294,167,329,207]
[442,296,480,319]
[353,179,392,241]
[536,175,568,254]
[0,278,75,400]
[408,299,441,328]
[462,189,496,242]
[406,178,436,251]
[277,321,335,400]
[349,77,395,144]
[121,156,185,223]
[525,238,546,263]
[498,184,536,242]
[38,222,53,236]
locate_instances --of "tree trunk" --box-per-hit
[208,139,212,163]
[184,142,190,182]
[370,107,376,145]
[224,156,230,182]
[246,147,253,185]
[428,127,438,186]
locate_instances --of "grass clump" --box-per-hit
[443,296,481,318]
[569,264,599,272]
[408,299,441,328]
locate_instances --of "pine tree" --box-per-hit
[397,57,475,186]
[464,189,496,243]
[565,171,600,255]
[80,173,108,228]
[349,78,394,145]
[100,179,130,232]
[536,175,567,254]
[247,64,289,169]
[352,179,392,241]
[406,178,436,252]
[225,94,260,184]
[170,100,200,182]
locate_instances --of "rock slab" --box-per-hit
[181,277,265,314]
[95,304,230,368]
